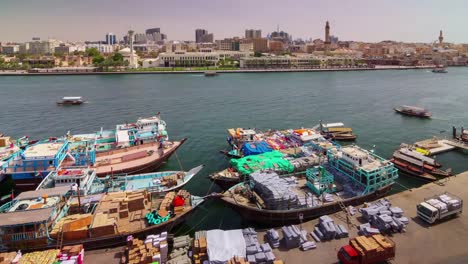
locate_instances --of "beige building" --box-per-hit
[252,38,269,53]
[269,41,284,54]
[28,39,60,55]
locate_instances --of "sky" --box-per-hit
[1,0,468,43]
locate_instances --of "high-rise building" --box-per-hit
[195,29,208,43]
[200,33,214,43]
[146,28,160,35]
[245,29,262,39]
[105,33,117,45]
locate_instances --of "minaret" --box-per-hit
[128,30,135,68]
[438,30,444,48]
[324,21,331,55]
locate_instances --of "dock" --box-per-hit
[414,137,456,155]
[85,172,468,264]
[256,171,468,264]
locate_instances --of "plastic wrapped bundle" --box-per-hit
[281,226,301,249]
[266,229,280,248]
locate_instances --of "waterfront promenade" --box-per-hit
[0,65,434,76]
[86,172,468,263]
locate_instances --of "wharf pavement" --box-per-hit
[85,171,468,264]
[257,171,468,264]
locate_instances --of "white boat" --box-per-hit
[57,96,85,105]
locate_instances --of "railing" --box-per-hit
[2,230,46,242]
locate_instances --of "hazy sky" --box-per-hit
[1,0,467,43]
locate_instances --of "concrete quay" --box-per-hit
[257,171,468,264]
[85,172,468,264]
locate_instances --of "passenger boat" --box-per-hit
[57,96,85,105]
[0,187,204,251]
[315,121,357,141]
[432,66,448,73]
[394,105,432,118]
[216,144,398,225]
[391,146,451,181]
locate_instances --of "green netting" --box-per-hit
[230,151,294,175]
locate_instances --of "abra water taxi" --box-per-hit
[57,97,85,105]
[394,105,432,118]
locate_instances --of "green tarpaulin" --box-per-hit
[230,151,294,175]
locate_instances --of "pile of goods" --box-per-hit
[147,190,190,226]
[349,234,394,260]
[123,232,168,264]
[50,214,93,240]
[359,199,409,235]
[249,172,315,210]
[57,244,84,264]
[427,193,462,212]
[311,215,348,243]
[192,231,208,264]
[18,249,60,264]
[243,228,276,263]
[282,225,316,251]
[231,151,294,175]
[167,235,191,264]
[161,172,185,188]
[265,229,280,248]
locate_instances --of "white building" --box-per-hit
[157,51,219,67]
[118,47,139,68]
[28,39,61,54]
[85,44,116,54]
[55,44,86,54]
[1,45,19,54]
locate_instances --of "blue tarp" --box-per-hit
[241,141,273,156]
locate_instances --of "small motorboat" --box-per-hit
[204,71,218,77]
[394,105,432,118]
[57,96,85,105]
[432,66,448,73]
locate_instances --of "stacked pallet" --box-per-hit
[125,232,168,264]
[167,235,191,264]
[57,244,84,264]
[265,229,280,248]
[18,249,59,264]
[243,227,276,263]
[359,199,409,234]
[192,231,208,264]
[249,172,300,210]
[50,214,92,240]
[311,215,348,242]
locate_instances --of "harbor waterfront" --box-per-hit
[1,68,468,231]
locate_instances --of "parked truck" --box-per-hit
[337,234,395,264]
[417,192,463,224]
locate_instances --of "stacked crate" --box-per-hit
[125,233,168,264]
[192,231,208,264]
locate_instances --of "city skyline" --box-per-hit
[1,0,468,43]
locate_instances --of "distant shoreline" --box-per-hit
[0,65,441,76]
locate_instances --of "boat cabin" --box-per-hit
[0,188,69,248]
[37,167,97,196]
[5,141,70,180]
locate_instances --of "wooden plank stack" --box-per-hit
[50,214,92,240]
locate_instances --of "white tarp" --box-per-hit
[207,229,246,263]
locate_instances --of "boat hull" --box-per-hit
[219,184,393,226]
[3,198,201,252]
[208,175,242,190]
[95,138,187,177]
[394,108,431,118]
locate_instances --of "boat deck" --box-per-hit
[414,138,456,155]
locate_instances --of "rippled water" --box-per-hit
[1,68,467,230]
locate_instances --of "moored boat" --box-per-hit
[394,105,432,118]
[216,144,398,225]
[316,121,357,141]
[0,186,204,251]
[0,136,21,182]
[391,146,451,181]
[432,66,448,73]
[204,71,218,77]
